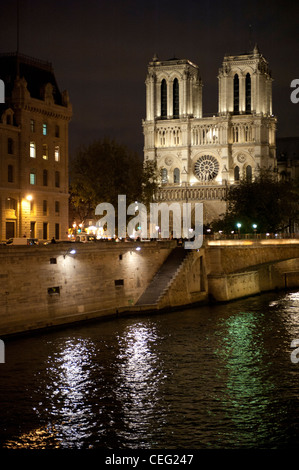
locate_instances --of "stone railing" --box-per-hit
[154,185,228,202]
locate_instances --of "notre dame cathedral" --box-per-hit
[143,45,277,224]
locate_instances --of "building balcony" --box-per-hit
[154,184,228,202]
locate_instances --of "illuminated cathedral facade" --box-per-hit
[143,45,277,223]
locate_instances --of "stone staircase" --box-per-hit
[135,246,188,307]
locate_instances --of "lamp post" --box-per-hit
[236,222,241,238]
[252,224,257,238]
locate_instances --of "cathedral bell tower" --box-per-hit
[142,47,277,224]
[143,55,202,185]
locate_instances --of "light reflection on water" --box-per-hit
[1,291,299,449]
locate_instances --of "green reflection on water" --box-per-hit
[215,311,276,446]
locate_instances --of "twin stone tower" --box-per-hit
[143,45,277,225]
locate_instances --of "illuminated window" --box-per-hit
[233,74,239,114]
[246,73,251,114]
[54,145,60,162]
[161,168,168,183]
[30,119,35,132]
[173,78,179,118]
[30,171,36,185]
[43,123,47,135]
[42,143,48,160]
[30,141,36,158]
[161,79,167,118]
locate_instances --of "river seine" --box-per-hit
[1,290,299,449]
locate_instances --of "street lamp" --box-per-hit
[63,248,76,258]
[236,222,241,238]
[252,224,257,238]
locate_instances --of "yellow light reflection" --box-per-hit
[4,425,59,449]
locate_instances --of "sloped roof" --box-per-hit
[0,52,64,106]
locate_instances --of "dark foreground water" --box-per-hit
[1,291,299,449]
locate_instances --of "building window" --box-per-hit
[6,221,15,239]
[42,144,48,160]
[233,74,239,114]
[233,126,239,143]
[54,145,60,162]
[55,223,60,240]
[234,166,240,181]
[5,197,16,210]
[30,171,36,185]
[30,221,36,238]
[8,138,13,154]
[30,119,35,132]
[55,201,60,214]
[50,258,57,264]
[161,79,167,118]
[43,200,48,215]
[43,123,47,135]
[173,167,180,183]
[55,125,60,137]
[8,164,13,183]
[43,169,48,186]
[246,165,252,182]
[30,141,36,158]
[114,279,124,287]
[43,222,48,239]
[246,73,251,114]
[161,168,168,183]
[173,78,179,118]
[55,171,60,188]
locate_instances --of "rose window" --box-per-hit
[194,155,219,181]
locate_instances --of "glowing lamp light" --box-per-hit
[236,223,241,229]
[26,195,33,201]
[63,248,76,258]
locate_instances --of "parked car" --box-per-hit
[75,233,96,243]
[6,237,39,245]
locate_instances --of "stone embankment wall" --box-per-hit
[0,241,175,336]
[205,241,299,302]
[1,239,299,336]
[158,249,208,308]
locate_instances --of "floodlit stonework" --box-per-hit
[0,53,72,241]
[143,45,277,224]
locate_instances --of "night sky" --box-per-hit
[0,0,298,159]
